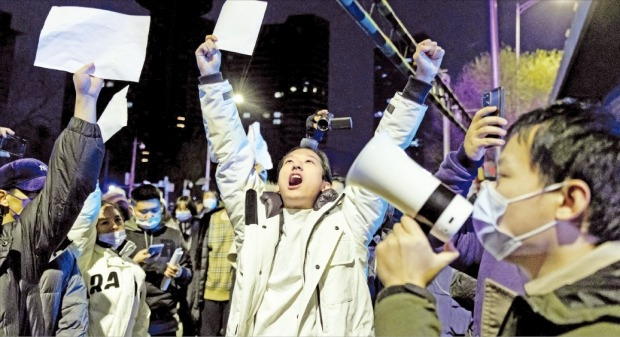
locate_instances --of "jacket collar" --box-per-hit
[259,189,340,218]
[525,241,620,296]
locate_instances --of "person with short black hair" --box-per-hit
[125,184,192,336]
[195,34,445,336]
[374,101,620,336]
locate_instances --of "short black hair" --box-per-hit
[130,184,161,203]
[277,146,333,183]
[507,101,620,242]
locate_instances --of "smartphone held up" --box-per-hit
[0,134,27,158]
[482,87,505,139]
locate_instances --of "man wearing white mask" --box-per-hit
[125,184,192,336]
[68,186,150,337]
[373,101,620,336]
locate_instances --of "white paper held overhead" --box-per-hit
[213,0,268,55]
[34,6,150,82]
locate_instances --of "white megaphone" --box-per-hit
[346,133,473,242]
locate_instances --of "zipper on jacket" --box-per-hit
[302,193,345,280]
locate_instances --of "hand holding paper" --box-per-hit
[195,35,222,77]
[212,0,268,55]
[73,63,103,123]
[161,248,184,291]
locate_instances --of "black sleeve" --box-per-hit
[20,117,104,282]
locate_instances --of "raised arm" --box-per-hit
[342,40,444,245]
[430,106,508,268]
[20,63,104,282]
[195,35,264,253]
[434,106,507,196]
[67,186,102,271]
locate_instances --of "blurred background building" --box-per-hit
[1,0,609,204]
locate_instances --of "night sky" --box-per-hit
[0,0,576,197]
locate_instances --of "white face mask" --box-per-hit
[135,212,162,230]
[175,210,192,222]
[203,198,218,212]
[98,230,127,250]
[472,180,565,261]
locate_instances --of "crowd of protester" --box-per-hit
[0,32,618,337]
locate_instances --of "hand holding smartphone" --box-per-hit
[0,134,27,158]
[482,87,505,139]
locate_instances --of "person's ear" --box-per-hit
[0,190,9,207]
[555,179,590,230]
[321,181,332,192]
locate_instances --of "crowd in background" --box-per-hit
[0,33,619,337]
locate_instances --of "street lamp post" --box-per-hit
[129,136,138,193]
[128,137,145,193]
[484,0,502,180]
[516,0,540,67]
[489,0,502,88]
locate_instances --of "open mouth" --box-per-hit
[288,173,303,187]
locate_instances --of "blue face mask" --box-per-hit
[472,180,565,261]
[175,210,192,222]
[202,198,218,212]
[98,230,127,250]
[135,211,162,230]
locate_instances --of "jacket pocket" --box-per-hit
[321,238,355,306]
[330,253,354,267]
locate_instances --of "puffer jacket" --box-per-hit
[199,73,431,336]
[486,240,620,336]
[39,246,89,336]
[67,188,150,337]
[375,241,620,337]
[0,117,104,336]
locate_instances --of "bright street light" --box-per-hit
[233,94,244,103]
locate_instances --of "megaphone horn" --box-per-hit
[346,133,472,242]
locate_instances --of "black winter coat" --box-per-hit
[0,118,104,336]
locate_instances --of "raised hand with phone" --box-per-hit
[0,127,27,158]
[463,105,508,162]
